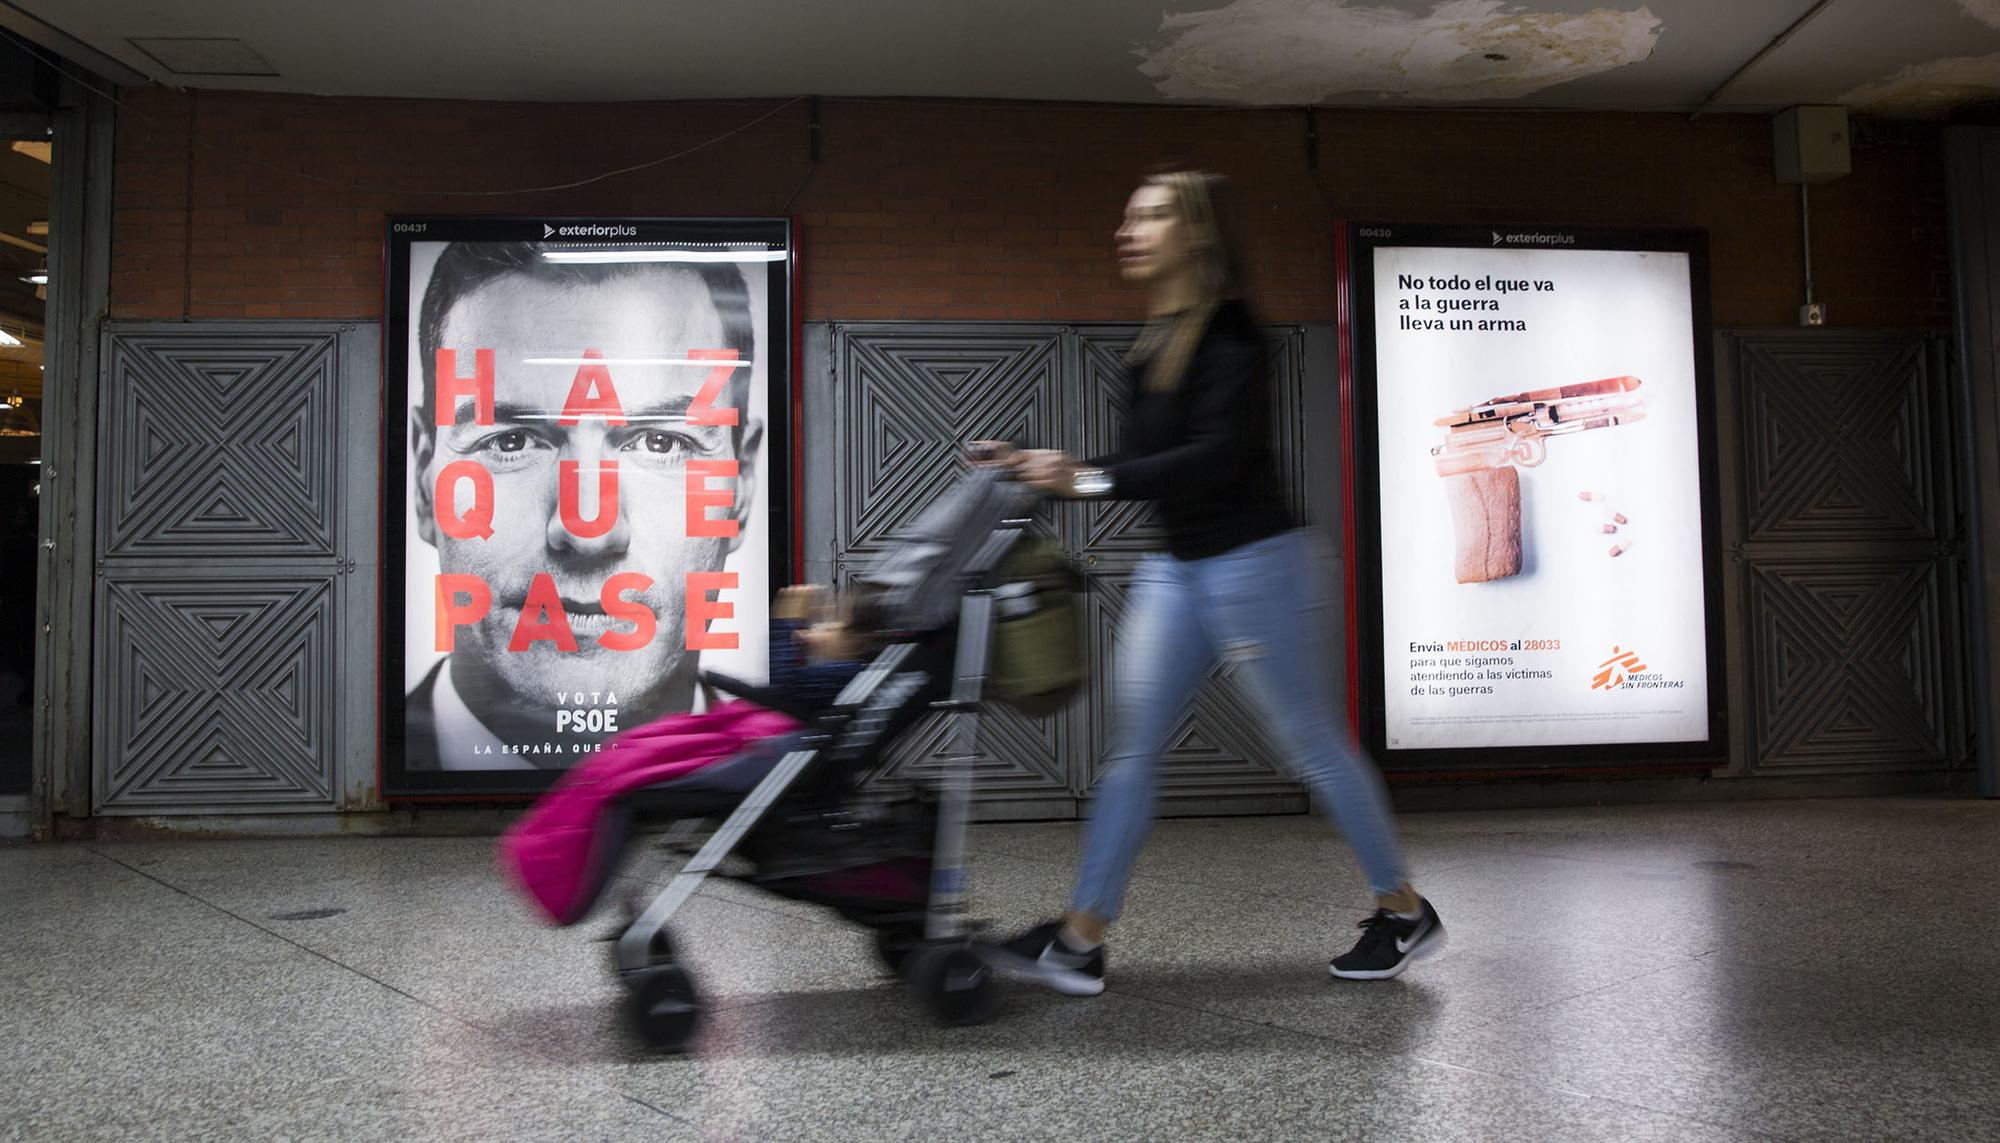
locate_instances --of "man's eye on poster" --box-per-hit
[385,220,792,794]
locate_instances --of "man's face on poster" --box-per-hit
[412,266,759,710]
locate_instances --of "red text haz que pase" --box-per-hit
[429,347,746,654]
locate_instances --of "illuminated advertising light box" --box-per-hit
[382,218,793,795]
[1343,223,1725,769]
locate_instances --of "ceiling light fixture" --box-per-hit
[0,330,21,348]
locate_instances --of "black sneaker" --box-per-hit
[992,919,1106,996]
[1329,898,1446,981]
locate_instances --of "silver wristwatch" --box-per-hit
[1072,467,1114,498]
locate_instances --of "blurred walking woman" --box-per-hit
[988,171,1445,993]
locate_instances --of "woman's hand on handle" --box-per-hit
[1015,449,1082,495]
[967,440,1019,466]
[968,440,1087,496]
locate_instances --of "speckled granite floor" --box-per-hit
[4,796,1996,1141]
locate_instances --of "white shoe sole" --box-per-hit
[1328,927,1448,981]
[1037,968,1107,997]
[989,948,1106,996]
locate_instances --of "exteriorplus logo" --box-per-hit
[1492,230,1577,247]
[543,223,639,238]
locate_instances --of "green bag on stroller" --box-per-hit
[986,532,1086,717]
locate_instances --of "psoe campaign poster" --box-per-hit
[1345,224,1724,767]
[383,218,793,796]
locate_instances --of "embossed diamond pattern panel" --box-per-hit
[1746,563,1949,768]
[97,574,338,808]
[834,327,1071,800]
[1727,332,1964,776]
[1738,337,1944,543]
[1075,328,1163,554]
[101,333,340,557]
[96,323,366,815]
[876,705,1074,800]
[838,329,1063,559]
[826,322,1314,810]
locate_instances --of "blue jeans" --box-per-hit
[1072,528,1408,921]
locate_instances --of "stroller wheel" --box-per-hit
[873,927,919,975]
[647,927,676,964]
[905,943,999,1027]
[625,964,701,1051]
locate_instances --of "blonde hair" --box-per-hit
[1127,170,1248,393]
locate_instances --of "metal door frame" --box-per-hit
[29,73,113,837]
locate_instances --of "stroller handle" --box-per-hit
[964,441,1010,465]
[962,443,1050,499]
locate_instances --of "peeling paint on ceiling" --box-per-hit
[1135,0,1663,104]
[1840,51,2000,116]
[1960,0,2000,32]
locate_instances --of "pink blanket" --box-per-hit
[496,701,801,926]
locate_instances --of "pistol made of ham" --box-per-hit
[1430,376,1646,584]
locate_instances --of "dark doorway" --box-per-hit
[0,125,50,796]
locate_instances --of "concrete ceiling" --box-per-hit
[7,0,2000,116]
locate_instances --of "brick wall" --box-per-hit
[108,90,1951,328]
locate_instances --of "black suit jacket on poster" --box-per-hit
[401,659,448,773]
[400,660,610,773]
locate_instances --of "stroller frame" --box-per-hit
[612,516,1032,1048]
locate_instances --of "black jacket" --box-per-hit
[1090,300,1294,559]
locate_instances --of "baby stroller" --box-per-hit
[497,465,1082,1051]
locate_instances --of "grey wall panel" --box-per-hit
[99,333,341,559]
[809,320,1333,816]
[1945,126,2000,798]
[1725,330,1966,778]
[336,325,382,809]
[1736,336,1946,544]
[1264,329,1313,531]
[1302,323,1341,543]
[95,323,374,815]
[834,326,1065,562]
[1745,561,1952,770]
[95,571,339,810]
[875,706,1077,807]
[801,321,838,584]
[829,324,1074,803]
[1714,331,1754,775]
[1071,327,1162,558]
